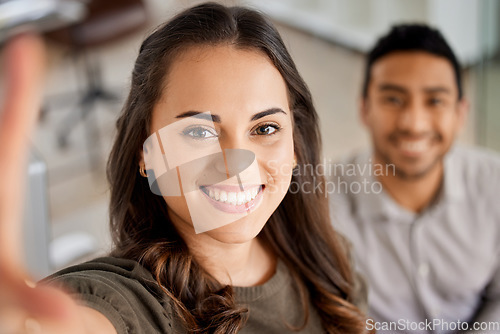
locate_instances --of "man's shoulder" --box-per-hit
[450,145,500,165]
[327,150,375,217]
[328,150,372,181]
[448,146,500,189]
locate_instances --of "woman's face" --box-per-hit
[143,45,295,244]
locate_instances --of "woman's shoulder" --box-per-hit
[42,256,167,303]
[44,256,154,283]
[42,256,180,334]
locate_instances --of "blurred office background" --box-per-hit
[5,0,498,278]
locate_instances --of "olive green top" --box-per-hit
[44,256,367,333]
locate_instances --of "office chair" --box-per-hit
[44,0,148,157]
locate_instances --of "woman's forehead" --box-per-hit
[152,45,290,126]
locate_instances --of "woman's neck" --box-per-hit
[177,226,277,287]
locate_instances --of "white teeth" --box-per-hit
[400,140,427,152]
[227,192,237,205]
[205,187,261,206]
[237,192,245,205]
[220,191,227,202]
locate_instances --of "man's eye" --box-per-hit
[253,123,280,136]
[182,126,217,139]
[384,96,404,106]
[428,98,443,106]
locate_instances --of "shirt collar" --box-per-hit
[353,151,415,223]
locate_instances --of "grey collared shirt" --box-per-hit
[329,146,500,334]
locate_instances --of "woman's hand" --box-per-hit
[0,33,90,334]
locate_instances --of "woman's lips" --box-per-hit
[199,184,264,214]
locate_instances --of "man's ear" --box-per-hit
[456,98,470,132]
[359,97,370,127]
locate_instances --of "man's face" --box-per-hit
[362,51,467,179]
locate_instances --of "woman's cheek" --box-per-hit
[259,134,294,194]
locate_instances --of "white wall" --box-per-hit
[243,0,498,65]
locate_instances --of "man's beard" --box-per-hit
[372,131,448,180]
[376,147,444,180]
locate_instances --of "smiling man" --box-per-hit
[330,24,500,333]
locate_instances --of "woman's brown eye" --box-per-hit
[254,124,279,136]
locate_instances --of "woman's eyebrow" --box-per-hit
[175,111,221,123]
[175,108,286,123]
[250,108,287,121]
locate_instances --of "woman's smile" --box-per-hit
[199,184,265,214]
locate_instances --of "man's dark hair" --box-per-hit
[362,24,463,99]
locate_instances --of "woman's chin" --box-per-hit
[202,215,266,244]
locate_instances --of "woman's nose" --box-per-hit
[214,154,227,174]
[215,134,245,173]
[214,149,256,176]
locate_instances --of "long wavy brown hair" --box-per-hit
[107,2,368,333]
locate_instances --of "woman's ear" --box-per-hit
[139,150,145,167]
[139,150,148,178]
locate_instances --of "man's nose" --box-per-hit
[396,101,430,134]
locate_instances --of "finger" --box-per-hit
[0,307,26,333]
[0,33,46,270]
[0,276,81,325]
